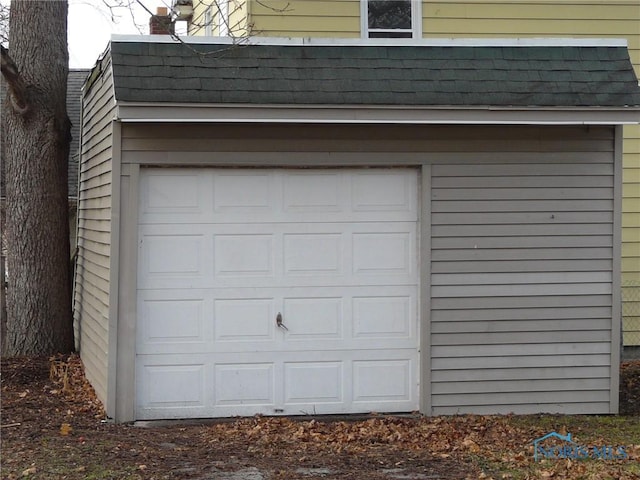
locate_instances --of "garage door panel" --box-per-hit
[137,286,417,354]
[139,222,416,289]
[140,298,206,344]
[139,172,212,225]
[136,349,418,419]
[214,234,275,277]
[283,171,345,213]
[137,292,214,354]
[284,361,344,405]
[140,169,417,225]
[352,170,416,213]
[353,232,415,276]
[140,247,416,291]
[214,363,275,406]
[213,172,274,213]
[136,168,419,419]
[214,298,276,342]
[282,297,344,340]
[138,363,208,410]
[284,233,343,275]
[142,234,205,275]
[353,295,413,339]
[138,226,213,289]
[353,359,413,403]
[143,173,202,210]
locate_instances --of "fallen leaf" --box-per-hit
[463,438,481,453]
[60,423,73,436]
[21,466,36,476]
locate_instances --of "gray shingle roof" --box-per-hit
[67,69,90,198]
[109,42,640,108]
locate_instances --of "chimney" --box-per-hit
[150,7,174,35]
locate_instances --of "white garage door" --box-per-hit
[136,168,419,419]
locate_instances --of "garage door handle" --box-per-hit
[276,313,288,331]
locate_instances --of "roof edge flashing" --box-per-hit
[109,34,629,48]
[114,104,640,125]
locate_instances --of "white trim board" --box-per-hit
[109,34,629,48]
[115,104,640,125]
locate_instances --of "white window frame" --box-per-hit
[360,0,421,40]
[217,0,230,36]
[204,5,213,36]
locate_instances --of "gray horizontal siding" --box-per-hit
[432,365,611,382]
[433,331,611,346]
[73,56,116,408]
[433,295,612,310]
[430,147,615,414]
[118,122,618,416]
[432,353,611,370]
[119,123,615,156]
[431,259,612,273]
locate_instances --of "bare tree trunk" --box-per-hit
[1,203,6,354]
[1,244,6,354]
[1,0,73,355]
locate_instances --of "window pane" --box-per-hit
[368,0,412,30]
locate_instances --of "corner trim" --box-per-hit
[610,124,623,414]
[106,120,122,420]
[114,162,140,423]
[419,164,432,415]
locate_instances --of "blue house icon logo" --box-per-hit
[532,431,628,462]
[532,432,577,462]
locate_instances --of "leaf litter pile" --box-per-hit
[1,356,639,479]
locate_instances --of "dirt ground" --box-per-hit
[1,356,639,480]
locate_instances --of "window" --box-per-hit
[363,0,419,39]
[203,2,229,36]
[204,5,213,36]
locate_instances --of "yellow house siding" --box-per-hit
[623,123,640,346]
[420,0,640,345]
[189,0,210,35]
[228,0,250,36]
[423,2,640,66]
[189,0,249,36]
[248,0,360,37]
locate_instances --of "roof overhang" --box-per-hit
[115,103,640,125]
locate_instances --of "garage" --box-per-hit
[135,168,419,419]
[73,38,640,422]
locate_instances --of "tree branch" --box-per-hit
[0,45,29,115]
[0,2,9,46]
[255,0,291,14]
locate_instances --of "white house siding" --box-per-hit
[430,130,616,415]
[73,57,116,407]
